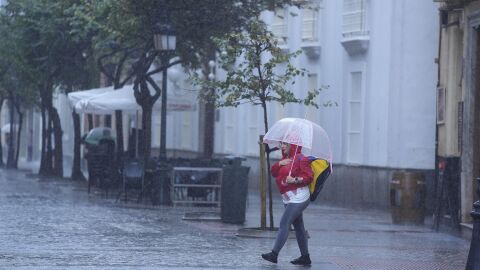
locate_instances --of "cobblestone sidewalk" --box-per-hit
[0,169,470,269]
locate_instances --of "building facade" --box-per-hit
[214,0,439,209]
[435,0,480,235]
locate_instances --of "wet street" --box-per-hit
[0,169,470,269]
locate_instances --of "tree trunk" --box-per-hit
[259,135,267,229]
[0,97,5,167]
[261,101,274,229]
[39,107,48,175]
[135,75,155,164]
[6,99,15,169]
[133,51,163,164]
[46,117,54,176]
[14,109,23,169]
[142,105,153,164]
[71,111,85,181]
[39,83,54,177]
[115,110,124,165]
[51,107,63,178]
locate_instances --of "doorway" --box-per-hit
[473,27,480,203]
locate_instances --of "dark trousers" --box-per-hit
[273,200,309,255]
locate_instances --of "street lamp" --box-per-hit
[153,23,176,52]
[153,19,176,161]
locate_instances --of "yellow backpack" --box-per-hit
[299,155,331,202]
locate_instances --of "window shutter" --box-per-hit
[272,8,288,43]
[302,8,318,42]
[342,0,366,37]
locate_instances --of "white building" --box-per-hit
[213,0,440,209]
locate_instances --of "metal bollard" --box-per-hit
[466,177,480,270]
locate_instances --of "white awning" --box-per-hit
[71,84,196,114]
[67,86,114,108]
[74,84,161,114]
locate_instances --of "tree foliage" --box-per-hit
[195,19,325,128]
[0,0,99,177]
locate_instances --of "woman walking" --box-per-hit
[261,141,313,266]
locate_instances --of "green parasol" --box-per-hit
[84,127,115,145]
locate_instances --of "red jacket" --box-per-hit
[271,144,313,194]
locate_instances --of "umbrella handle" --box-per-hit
[288,145,298,177]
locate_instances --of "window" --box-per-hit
[302,7,319,42]
[272,8,288,43]
[347,72,363,163]
[342,0,368,37]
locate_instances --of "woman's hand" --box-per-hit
[286,176,302,184]
[279,158,291,166]
[286,176,298,184]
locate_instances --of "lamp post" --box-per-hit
[153,19,176,161]
[151,17,176,206]
[466,177,480,269]
[203,60,215,158]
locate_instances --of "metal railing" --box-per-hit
[170,167,223,207]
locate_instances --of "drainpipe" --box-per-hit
[433,8,443,231]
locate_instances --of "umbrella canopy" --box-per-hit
[84,127,115,145]
[67,86,114,108]
[263,117,332,163]
[74,85,161,114]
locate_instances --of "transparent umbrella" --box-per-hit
[263,117,332,164]
[84,127,115,145]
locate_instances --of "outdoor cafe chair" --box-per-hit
[116,158,145,203]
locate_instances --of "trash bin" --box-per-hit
[85,138,116,193]
[221,157,250,224]
[390,171,426,224]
